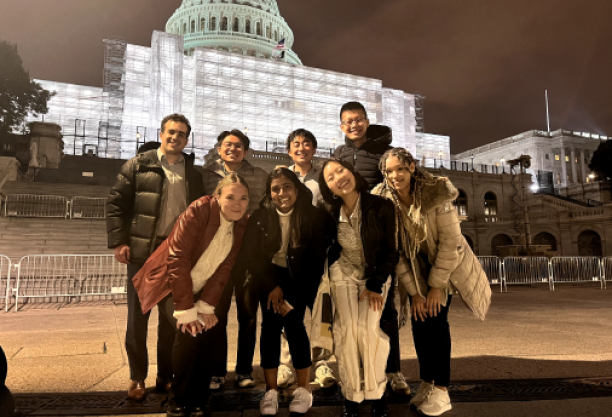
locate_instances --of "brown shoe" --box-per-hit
[156,376,173,393]
[127,380,146,401]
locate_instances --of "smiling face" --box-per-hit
[159,120,188,156]
[215,183,249,221]
[323,161,357,198]
[218,135,247,164]
[288,135,315,165]
[384,155,415,195]
[340,109,370,144]
[270,175,298,213]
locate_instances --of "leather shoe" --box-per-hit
[156,376,173,393]
[166,405,186,417]
[127,380,146,401]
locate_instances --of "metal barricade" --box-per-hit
[477,256,504,292]
[502,257,552,290]
[549,257,605,290]
[3,194,68,218]
[0,255,11,311]
[602,257,612,283]
[70,197,106,219]
[14,255,127,311]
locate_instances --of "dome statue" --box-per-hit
[166,0,301,65]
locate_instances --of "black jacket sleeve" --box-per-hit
[365,199,399,293]
[106,158,137,249]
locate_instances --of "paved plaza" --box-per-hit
[1,284,612,416]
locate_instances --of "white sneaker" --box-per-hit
[315,364,337,388]
[417,386,452,416]
[387,372,410,395]
[277,365,295,389]
[410,381,434,408]
[236,374,255,388]
[209,376,225,390]
[260,389,279,415]
[288,387,313,414]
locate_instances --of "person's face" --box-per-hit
[288,136,315,165]
[340,110,369,142]
[159,121,188,155]
[215,183,249,221]
[270,176,298,213]
[323,162,357,198]
[218,135,247,164]
[384,155,415,194]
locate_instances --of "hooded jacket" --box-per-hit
[106,149,205,264]
[202,158,268,214]
[333,125,393,189]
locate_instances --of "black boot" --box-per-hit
[167,405,186,417]
[371,397,389,417]
[342,399,359,417]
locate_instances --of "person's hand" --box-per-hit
[114,245,130,264]
[426,288,443,317]
[198,313,218,331]
[267,286,284,314]
[178,319,203,336]
[359,289,384,311]
[411,294,427,322]
[280,301,293,316]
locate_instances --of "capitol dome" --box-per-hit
[166,0,301,65]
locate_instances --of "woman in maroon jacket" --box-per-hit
[132,173,250,417]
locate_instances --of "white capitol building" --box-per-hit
[29,0,450,165]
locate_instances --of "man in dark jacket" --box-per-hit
[106,113,205,401]
[333,102,410,396]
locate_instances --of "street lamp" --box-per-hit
[438,150,444,168]
[501,158,506,174]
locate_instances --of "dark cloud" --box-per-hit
[1,0,610,152]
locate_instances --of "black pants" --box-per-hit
[409,294,452,387]
[126,263,174,381]
[159,295,213,409]
[259,266,312,370]
[380,276,401,373]
[206,271,259,376]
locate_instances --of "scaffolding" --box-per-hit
[103,38,128,158]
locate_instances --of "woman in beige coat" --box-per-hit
[373,148,491,417]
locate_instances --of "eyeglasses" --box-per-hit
[222,142,244,150]
[341,117,367,127]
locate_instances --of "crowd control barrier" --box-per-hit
[501,256,552,290]
[0,255,11,311]
[549,257,604,290]
[477,256,504,292]
[3,194,68,218]
[70,197,106,219]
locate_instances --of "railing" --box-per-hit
[501,256,552,291]
[602,257,612,283]
[3,194,69,218]
[14,254,127,311]
[550,257,605,290]
[70,197,106,219]
[0,255,11,311]
[477,256,504,292]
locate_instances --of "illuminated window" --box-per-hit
[245,19,251,33]
[454,190,468,217]
[191,20,195,33]
[565,156,570,162]
[210,17,216,31]
[221,17,228,31]
[556,173,561,184]
[555,155,560,161]
[575,157,578,163]
[484,192,497,222]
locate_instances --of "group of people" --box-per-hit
[106,102,491,417]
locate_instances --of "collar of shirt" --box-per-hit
[219,211,234,232]
[221,160,244,175]
[276,207,294,217]
[339,195,361,224]
[157,148,185,166]
[289,163,318,182]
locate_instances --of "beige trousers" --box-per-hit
[329,264,391,403]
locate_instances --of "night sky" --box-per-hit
[1,0,610,153]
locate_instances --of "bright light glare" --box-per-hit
[530,184,539,192]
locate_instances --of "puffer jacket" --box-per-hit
[202,158,268,214]
[372,175,492,321]
[328,192,399,294]
[131,196,248,314]
[106,150,205,264]
[333,125,393,189]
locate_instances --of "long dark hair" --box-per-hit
[260,168,312,248]
[317,159,369,213]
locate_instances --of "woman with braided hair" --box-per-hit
[372,148,491,417]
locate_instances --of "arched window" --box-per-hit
[578,230,602,256]
[491,234,513,257]
[256,22,261,35]
[221,17,228,31]
[233,17,240,31]
[245,19,251,33]
[210,17,217,31]
[266,26,271,38]
[191,20,195,33]
[533,232,557,251]
[454,189,468,217]
[484,191,497,222]
[274,30,278,41]
[200,18,206,31]
[183,23,187,35]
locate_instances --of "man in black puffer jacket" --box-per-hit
[106,114,204,401]
[333,102,410,396]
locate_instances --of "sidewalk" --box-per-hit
[2,285,612,416]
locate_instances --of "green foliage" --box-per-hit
[0,39,54,135]
[588,140,612,181]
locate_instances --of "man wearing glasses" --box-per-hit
[202,130,267,391]
[333,102,410,397]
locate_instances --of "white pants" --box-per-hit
[329,264,391,403]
